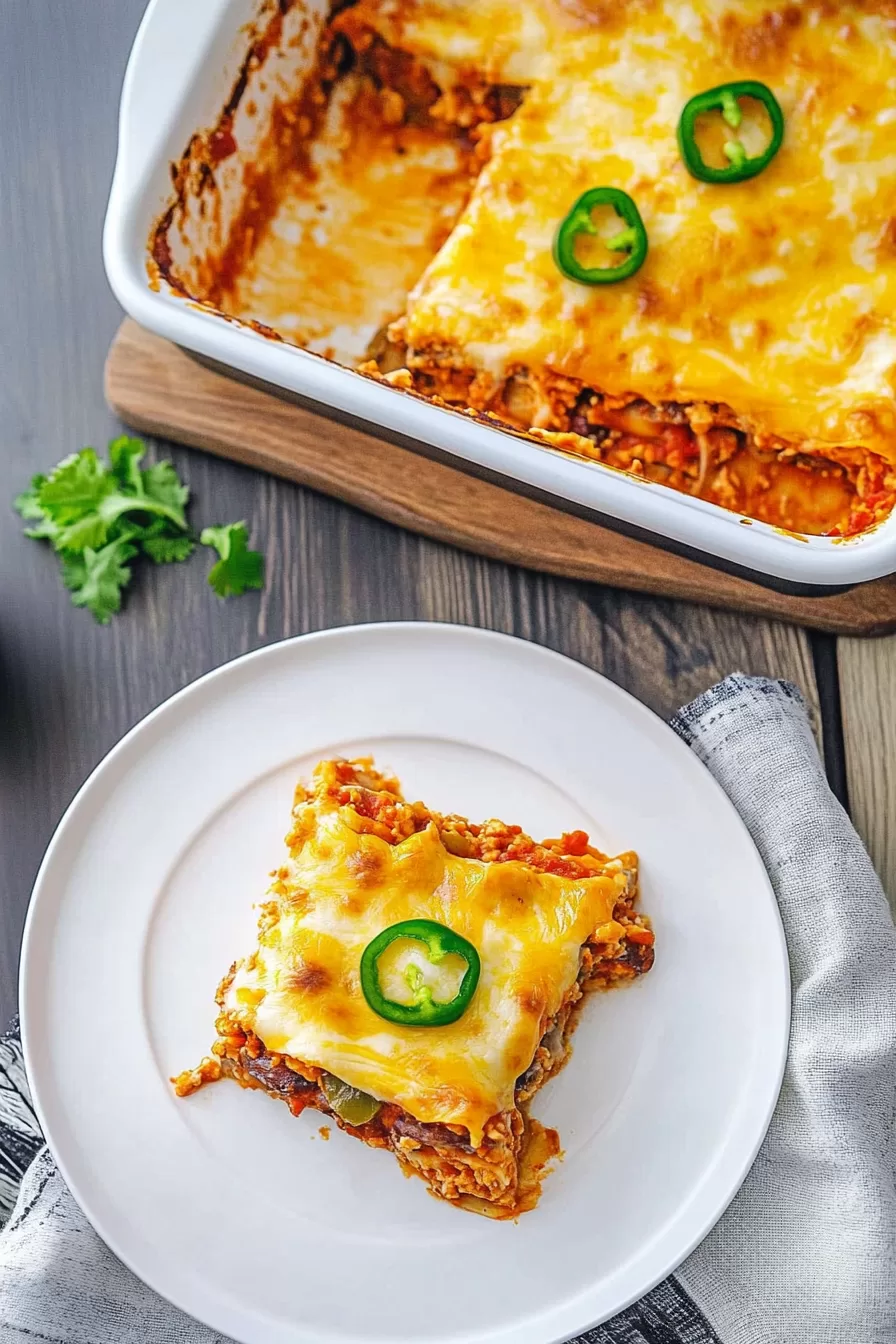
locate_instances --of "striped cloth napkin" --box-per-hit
[0,676,893,1343]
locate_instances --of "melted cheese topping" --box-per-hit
[224,800,628,1146]
[402,1,896,456]
[341,0,596,83]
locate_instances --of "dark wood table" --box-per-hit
[1,2,892,1026]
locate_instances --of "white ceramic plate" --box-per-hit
[21,623,789,1344]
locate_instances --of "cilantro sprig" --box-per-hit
[14,436,265,624]
[201,522,266,597]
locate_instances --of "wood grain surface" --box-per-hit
[838,637,896,912]
[0,0,881,1036]
[107,320,896,637]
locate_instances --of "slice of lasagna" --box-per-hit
[173,758,654,1217]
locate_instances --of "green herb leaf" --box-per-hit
[35,446,189,551]
[137,516,195,564]
[109,435,146,493]
[200,522,265,598]
[23,515,62,543]
[16,476,61,543]
[60,552,87,592]
[96,492,189,537]
[14,475,48,521]
[142,530,196,564]
[38,449,115,524]
[142,461,189,519]
[16,437,264,621]
[55,512,111,553]
[64,536,139,625]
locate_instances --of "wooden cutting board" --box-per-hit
[105,318,896,636]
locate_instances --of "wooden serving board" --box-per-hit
[105,319,896,636]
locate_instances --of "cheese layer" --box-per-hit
[340,0,592,83]
[403,1,896,456]
[224,798,628,1146]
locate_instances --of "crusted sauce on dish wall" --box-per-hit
[223,791,628,1148]
[221,73,476,365]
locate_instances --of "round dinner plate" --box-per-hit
[21,623,789,1344]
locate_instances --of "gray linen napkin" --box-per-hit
[1,675,893,1344]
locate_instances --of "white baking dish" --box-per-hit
[103,0,896,587]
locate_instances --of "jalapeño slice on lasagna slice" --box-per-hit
[173,759,654,1217]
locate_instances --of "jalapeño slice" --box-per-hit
[678,80,784,184]
[360,919,481,1027]
[553,186,648,285]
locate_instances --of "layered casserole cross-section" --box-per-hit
[174,759,654,1217]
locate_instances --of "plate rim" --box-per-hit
[20,622,791,1343]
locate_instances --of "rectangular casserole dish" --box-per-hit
[103,0,896,586]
